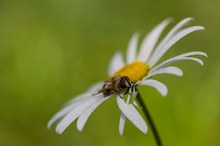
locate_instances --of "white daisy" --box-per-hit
[47,17,207,136]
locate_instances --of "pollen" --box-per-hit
[111,61,149,83]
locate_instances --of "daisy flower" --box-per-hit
[48,17,207,136]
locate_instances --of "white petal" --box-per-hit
[152,52,207,71]
[118,93,131,135]
[185,57,204,65]
[169,51,208,58]
[65,93,91,106]
[86,82,105,93]
[159,17,194,44]
[139,79,168,96]
[126,32,139,63]
[119,113,126,135]
[47,82,105,128]
[47,98,87,128]
[77,95,110,131]
[65,82,104,105]
[137,18,172,63]
[150,18,194,61]
[148,26,204,67]
[55,94,102,134]
[147,18,194,64]
[147,66,183,79]
[108,52,125,76]
[131,87,138,103]
[157,57,204,66]
[116,96,148,134]
[132,89,142,109]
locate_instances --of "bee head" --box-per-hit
[117,76,132,90]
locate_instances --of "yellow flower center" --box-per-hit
[111,61,149,82]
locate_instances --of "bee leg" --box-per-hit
[118,94,123,99]
[128,92,132,96]
[124,89,131,96]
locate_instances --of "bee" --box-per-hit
[97,76,132,97]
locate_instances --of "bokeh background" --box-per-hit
[0,0,219,146]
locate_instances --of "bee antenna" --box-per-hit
[92,89,102,96]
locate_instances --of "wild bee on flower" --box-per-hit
[97,76,132,96]
[48,17,207,136]
[98,61,149,97]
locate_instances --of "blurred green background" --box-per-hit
[0,0,219,146]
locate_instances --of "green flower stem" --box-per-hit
[136,91,162,146]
